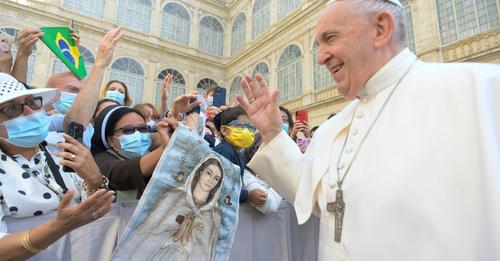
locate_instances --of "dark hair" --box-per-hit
[327,113,337,120]
[90,105,146,155]
[279,106,294,129]
[93,99,119,118]
[191,158,224,205]
[244,132,262,163]
[220,106,247,127]
[102,80,132,106]
[311,126,319,133]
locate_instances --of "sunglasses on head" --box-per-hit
[114,124,150,135]
[0,96,43,119]
[226,120,257,132]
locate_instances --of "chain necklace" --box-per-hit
[327,59,417,243]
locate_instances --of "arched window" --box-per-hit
[161,2,190,46]
[197,78,218,94]
[277,0,303,21]
[63,0,104,18]
[435,0,500,45]
[116,0,152,33]
[252,0,271,39]
[252,62,270,84]
[52,45,95,75]
[401,0,416,53]
[231,13,246,54]
[277,45,302,101]
[1,28,37,85]
[109,58,145,104]
[313,42,335,90]
[229,76,243,104]
[199,16,224,56]
[156,69,186,109]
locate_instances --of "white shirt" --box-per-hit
[249,49,500,261]
[0,133,83,238]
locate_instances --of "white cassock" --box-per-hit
[248,48,500,261]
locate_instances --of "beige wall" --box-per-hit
[1,0,499,127]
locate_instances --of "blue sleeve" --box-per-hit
[239,189,248,202]
[48,114,65,132]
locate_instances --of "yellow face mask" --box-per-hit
[224,126,255,149]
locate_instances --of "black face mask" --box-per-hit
[204,134,216,149]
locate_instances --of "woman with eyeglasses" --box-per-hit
[91,105,177,202]
[0,73,115,260]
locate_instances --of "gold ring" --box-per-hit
[91,212,98,219]
[249,98,256,104]
[69,153,76,161]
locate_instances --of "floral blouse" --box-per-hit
[0,133,84,238]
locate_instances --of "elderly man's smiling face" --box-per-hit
[315,1,379,100]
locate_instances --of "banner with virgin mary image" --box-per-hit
[112,125,241,261]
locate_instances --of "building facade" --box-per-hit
[1,0,499,126]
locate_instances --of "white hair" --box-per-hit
[331,0,407,47]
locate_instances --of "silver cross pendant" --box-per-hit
[327,188,345,243]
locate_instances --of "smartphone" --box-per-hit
[295,110,308,124]
[63,121,84,172]
[69,19,74,29]
[0,30,12,53]
[212,87,227,107]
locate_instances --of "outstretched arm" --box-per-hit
[63,28,122,129]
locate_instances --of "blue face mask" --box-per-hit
[282,123,289,133]
[2,111,50,148]
[53,91,77,114]
[82,124,94,149]
[106,90,125,105]
[115,131,151,158]
[207,96,214,106]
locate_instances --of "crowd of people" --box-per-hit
[0,18,322,261]
[1,0,499,260]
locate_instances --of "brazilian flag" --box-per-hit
[40,27,87,79]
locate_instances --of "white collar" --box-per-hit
[358,48,417,98]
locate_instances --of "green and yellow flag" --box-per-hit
[40,27,87,79]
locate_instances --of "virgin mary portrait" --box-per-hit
[115,157,224,261]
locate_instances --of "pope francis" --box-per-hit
[236,0,500,260]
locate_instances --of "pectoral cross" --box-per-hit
[327,188,345,243]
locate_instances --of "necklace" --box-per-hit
[327,59,417,243]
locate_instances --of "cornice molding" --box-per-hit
[442,28,500,62]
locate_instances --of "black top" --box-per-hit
[214,139,248,202]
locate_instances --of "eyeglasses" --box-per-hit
[0,96,43,119]
[226,120,257,133]
[114,124,150,135]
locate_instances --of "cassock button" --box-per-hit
[356,112,364,119]
[339,254,347,261]
[351,129,358,136]
[362,98,368,103]
[338,163,345,169]
[345,147,353,153]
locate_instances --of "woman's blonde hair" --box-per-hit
[100,80,133,106]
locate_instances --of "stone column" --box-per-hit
[103,1,118,24]
[412,0,442,62]
[189,7,200,49]
[149,0,162,38]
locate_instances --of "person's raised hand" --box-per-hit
[170,92,202,119]
[94,27,122,69]
[15,28,43,58]
[237,73,282,143]
[161,74,173,101]
[57,134,102,186]
[156,117,180,148]
[70,28,80,46]
[0,39,13,73]
[54,189,115,231]
[248,189,268,207]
